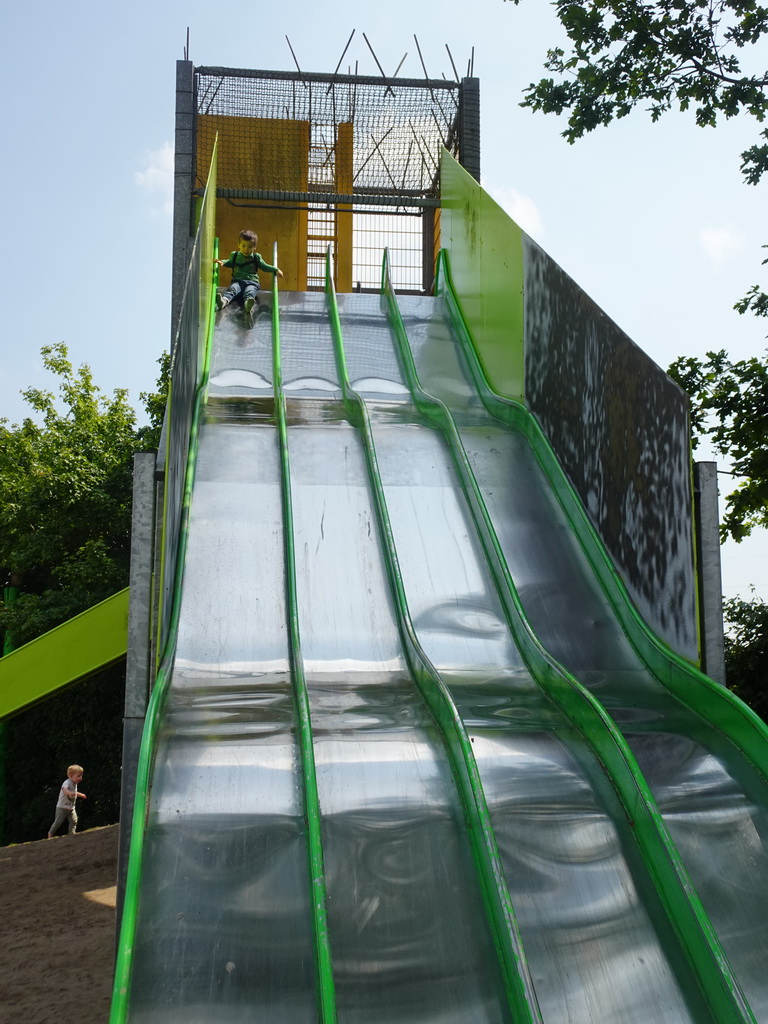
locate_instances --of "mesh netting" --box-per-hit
[195,68,460,201]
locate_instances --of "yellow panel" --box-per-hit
[197,115,309,191]
[198,115,310,291]
[0,589,129,720]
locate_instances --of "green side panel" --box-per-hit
[439,148,525,400]
[0,588,129,720]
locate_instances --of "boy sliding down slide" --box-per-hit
[214,229,283,316]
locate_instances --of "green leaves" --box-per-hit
[518,0,768,499]
[734,244,768,345]
[519,0,768,174]
[0,345,133,596]
[724,594,768,719]
[668,348,768,540]
[740,132,768,185]
[0,343,168,643]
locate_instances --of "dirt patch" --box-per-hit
[0,825,119,1024]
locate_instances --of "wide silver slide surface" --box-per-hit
[122,290,768,1023]
[397,294,768,1019]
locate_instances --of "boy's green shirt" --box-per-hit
[223,251,279,283]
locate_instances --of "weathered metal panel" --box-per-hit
[523,237,698,660]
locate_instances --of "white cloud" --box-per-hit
[135,141,174,216]
[485,184,543,239]
[699,225,744,264]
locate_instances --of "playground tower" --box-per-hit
[171,61,481,332]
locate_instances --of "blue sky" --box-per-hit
[1,0,766,600]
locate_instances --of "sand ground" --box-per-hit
[0,824,119,1024]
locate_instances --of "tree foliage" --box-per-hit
[724,594,768,720]
[668,348,768,540]
[0,343,167,646]
[513,0,768,318]
[1,344,168,843]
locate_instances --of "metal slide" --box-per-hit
[112,254,768,1024]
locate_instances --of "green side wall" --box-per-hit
[439,149,525,400]
[439,148,698,661]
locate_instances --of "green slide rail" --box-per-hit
[271,246,338,1024]
[325,250,543,1024]
[436,247,768,784]
[383,250,756,1024]
[0,588,129,721]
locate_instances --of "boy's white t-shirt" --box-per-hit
[56,778,77,810]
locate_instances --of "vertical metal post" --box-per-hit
[422,207,436,294]
[335,122,354,293]
[116,454,156,937]
[694,461,726,684]
[149,464,166,680]
[171,59,196,346]
[458,77,480,182]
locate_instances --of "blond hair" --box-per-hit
[67,764,84,777]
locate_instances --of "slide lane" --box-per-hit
[119,302,325,1024]
[126,411,318,1021]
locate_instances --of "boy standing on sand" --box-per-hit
[214,229,283,315]
[48,764,86,838]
